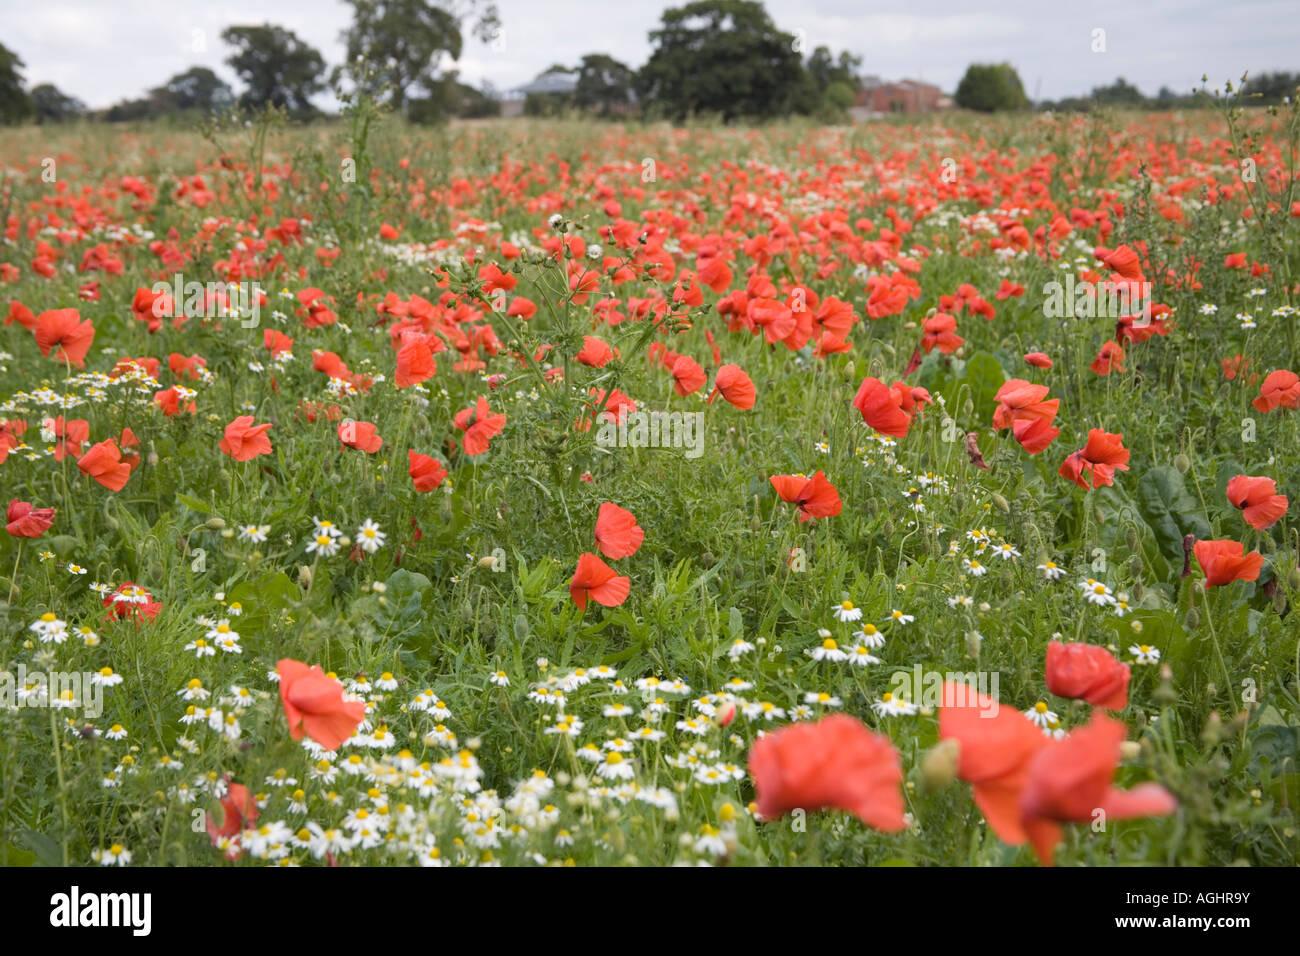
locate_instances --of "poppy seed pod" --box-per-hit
[920,738,960,790]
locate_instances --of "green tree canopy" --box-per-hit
[575,54,636,114]
[338,0,499,116]
[150,66,235,114]
[0,42,33,125]
[30,84,86,123]
[636,0,812,122]
[954,62,1029,112]
[222,23,326,116]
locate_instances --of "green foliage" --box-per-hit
[954,62,1029,112]
[222,23,326,117]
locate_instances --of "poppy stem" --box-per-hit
[7,540,21,603]
[49,706,70,866]
[1198,587,1232,705]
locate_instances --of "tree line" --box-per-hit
[0,0,1294,126]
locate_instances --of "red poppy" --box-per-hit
[207,781,259,858]
[101,581,161,622]
[594,502,644,559]
[454,396,506,455]
[77,439,132,491]
[852,376,911,438]
[576,336,617,368]
[1058,429,1130,490]
[569,552,631,610]
[769,471,842,522]
[670,354,708,396]
[939,683,1054,849]
[408,450,447,492]
[1193,539,1262,587]
[1089,341,1125,376]
[707,364,756,410]
[339,420,383,454]
[34,308,95,367]
[44,416,89,461]
[394,333,437,388]
[1045,641,1130,710]
[1253,370,1300,412]
[1020,712,1177,866]
[219,416,273,461]
[921,312,963,354]
[6,499,55,537]
[277,658,367,751]
[1226,475,1287,530]
[749,714,907,831]
[1024,351,1052,369]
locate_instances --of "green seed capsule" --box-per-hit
[1173,453,1190,473]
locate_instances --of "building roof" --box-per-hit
[510,72,579,96]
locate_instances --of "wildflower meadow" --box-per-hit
[1,8,1298,904]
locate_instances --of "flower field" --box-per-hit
[2,106,1299,868]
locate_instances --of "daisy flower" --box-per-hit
[356,519,386,554]
[870,693,917,716]
[239,524,271,543]
[1129,644,1161,665]
[810,637,848,662]
[832,599,863,622]
[1037,560,1066,580]
[1024,701,1059,729]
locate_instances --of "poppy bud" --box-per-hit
[963,397,974,418]
[147,450,159,468]
[1184,606,1199,630]
[1289,567,1300,591]
[866,498,880,517]
[1119,741,1141,760]
[1130,555,1143,577]
[1260,535,1276,554]
[476,555,497,569]
[991,493,1009,513]
[297,564,313,589]
[750,516,762,532]
[1273,589,1287,614]
[514,614,530,643]
[881,519,894,538]
[1094,506,1105,526]
[1132,580,1144,601]
[1174,453,1190,473]
[701,551,716,566]
[964,630,981,659]
[715,701,737,727]
[205,517,225,530]
[1125,526,1139,551]
[920,739,959,790]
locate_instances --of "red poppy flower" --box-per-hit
[207,781,259,858]
[920,312,963,354]
[1193,539,1262,587]
[408,450,447,492]
[749,714,906,831]
[339,420,383,454]
[708,363,756,410]
[576,336,617,368]
[277,658,367,751]
[6,499,55,537]
[1045,641,1130,710]
[938,682,1054,849]
[219,416,273,461]
[594,502,644,559]
[394,333,437,388]
[1020,712,1177,866]
[101,581,161,622]
[1226,475,1287,530]
[1058,429,1130,490]
[454,396,506,456]
[670,354,708,396]
[77,439,132,491]
[34,308,95,367]
[769,470,842,522]
[1253,370,1300,412]
[569,552,631,610]
[1024,351,1052,369]
[852,376,911,438]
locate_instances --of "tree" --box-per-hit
[150,67,235,114]
[636,0,812,122]
[574,54,636,115]
[954,63,1029,112]
[338,0,499,117]
[222,24,325,116]
[0,42,33,125]
[30,84,86,123]
[1241,71,1299,104]
[1091,77,1145,106]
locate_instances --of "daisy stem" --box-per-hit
[8,540,21,603]
[49,706,70,866]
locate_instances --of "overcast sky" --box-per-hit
[3,0,1297,109]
